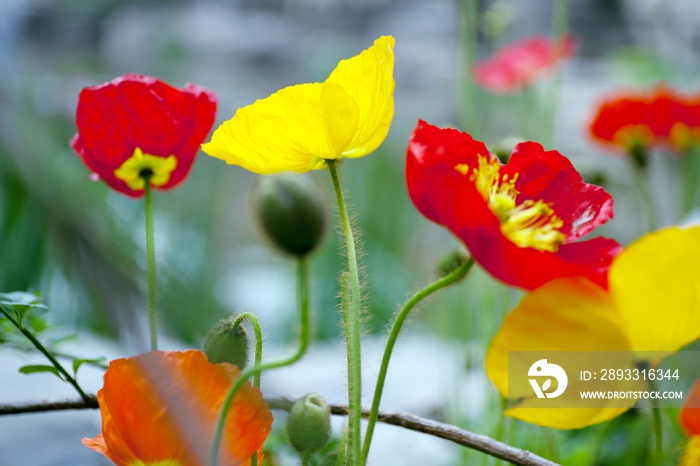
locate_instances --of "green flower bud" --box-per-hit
[252,174,328,257]
[203,315,249,369]
[437,251,469,277]
[286,394,331,458]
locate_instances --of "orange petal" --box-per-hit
[85,350,272,466]
[681,379,700,436]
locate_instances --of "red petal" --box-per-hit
[406,119,490,226]
[504,141,614,240]
[70,74,217,197]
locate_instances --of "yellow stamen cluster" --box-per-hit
[680,436,700,466]
[114,148,178,191]
[612,124,654,149]
[457,155,565,252]
[670,122,700,152]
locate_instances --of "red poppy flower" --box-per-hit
[406,120,621,291]
[472,34,575,94]
[70,74,217,197]
[83,350,272,466]
[590,87,700,155]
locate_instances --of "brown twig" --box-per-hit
[0,395,559,466]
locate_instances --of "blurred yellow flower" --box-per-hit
[485,226,700,429]
[202,36,395,174]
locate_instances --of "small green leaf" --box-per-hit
[47,334,78,346]
[19,364,64,380]
[0,291,47,326]
[72,357,107,376]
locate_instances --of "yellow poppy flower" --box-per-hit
[485,226,700,429]
[201,36,395,174]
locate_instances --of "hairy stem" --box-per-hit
[361,258,474,464]
[327,160,363,466]
[231,312,263,388]
[209,258,310,466]
[231,311,263,466]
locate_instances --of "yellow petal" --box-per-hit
[201,83,358,174]
[485,277,635,429]
[505,405,631,430]
[327,35,395,158]
[611,226,700,356]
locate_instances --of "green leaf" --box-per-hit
[0,291,47,325]
[18,364,64,380]
[47,334,78,346]
[72,357,107,376]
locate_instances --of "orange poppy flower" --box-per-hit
[680,379,700,466]
[83,350,272,466]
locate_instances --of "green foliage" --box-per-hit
[0,291,47,326]
[72,357,107,377]
[18,364,64,380]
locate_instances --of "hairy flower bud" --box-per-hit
[252,174,327,257]
[286,394,331,458]
[203,315,249,369]
[437,251,470,277]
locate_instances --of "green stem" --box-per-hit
[231,311,263,466]
[327,160,363,466]
[210,258,310,466]
[634,166,655,233]
[459,0,481,136]
[143,177,158,351]
[336,424,349,466]
[231,312,263,388]
[361,258,475,464]
[0,306,90,402]
[648,376,663,465]
[340,272,355,465]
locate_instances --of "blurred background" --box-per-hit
[1,0,700,464]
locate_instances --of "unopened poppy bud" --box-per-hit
[437,251,470,277]
[286,394,331,458]
[203,315,249,369]
[252,174,327,257]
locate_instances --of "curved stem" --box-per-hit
[210,258,310,466]
[231,312,263,388]
[361,258,475,464]
[0,306,90,403]
[143,178,158,351]
[230,312,264,466]
[327,160,363,466]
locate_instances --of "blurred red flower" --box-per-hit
[406,120,621,291]
[472,34,575,94]
[590,87,700,156]
[70,74,217,197]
